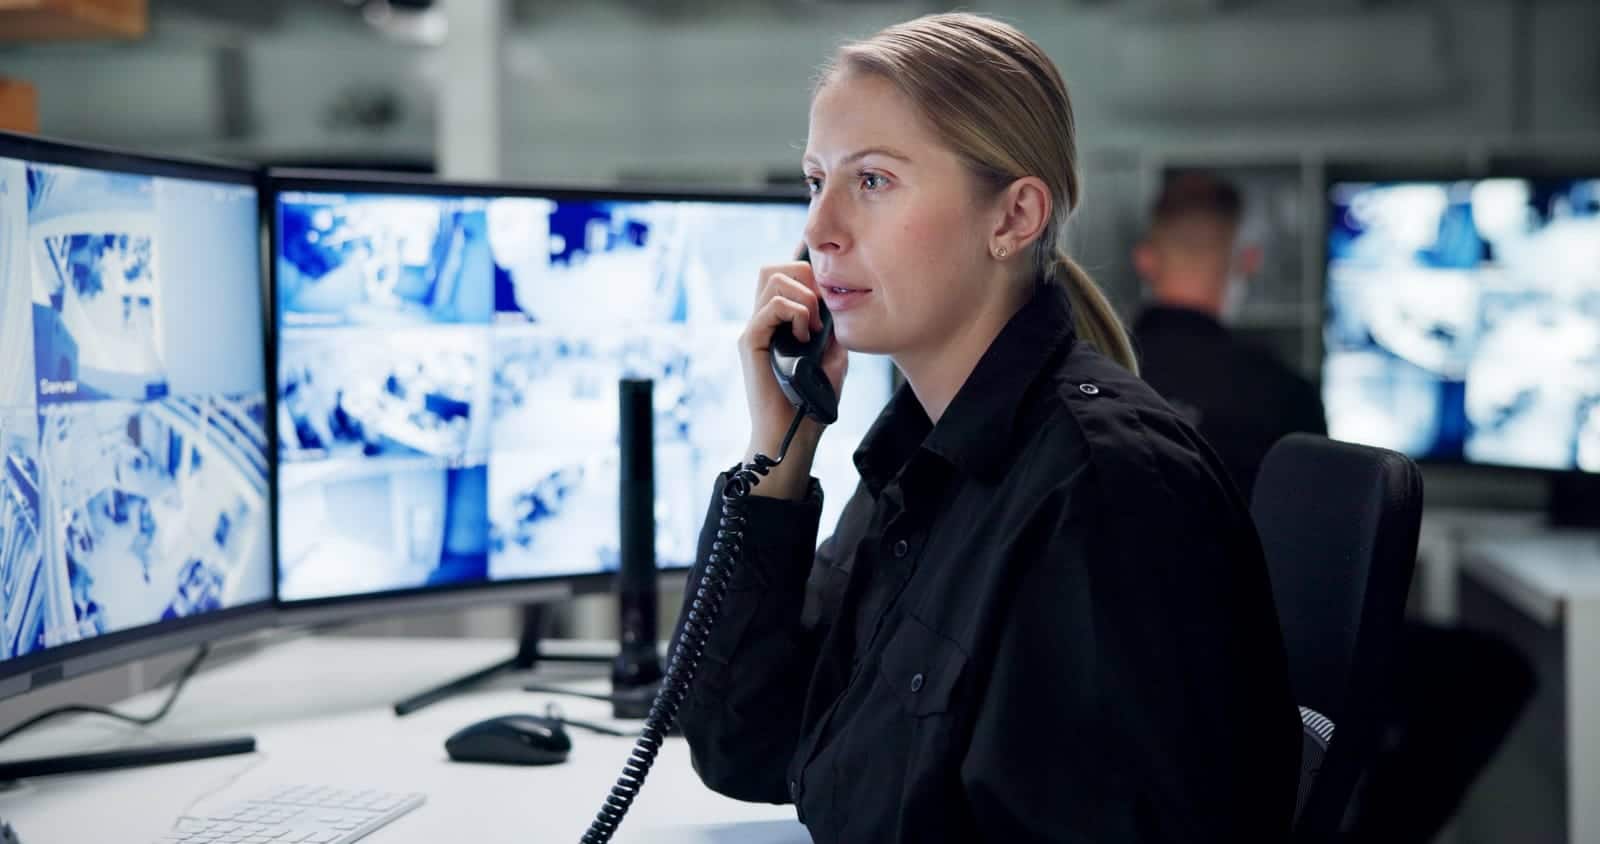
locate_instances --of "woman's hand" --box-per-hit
[737,260,849,499]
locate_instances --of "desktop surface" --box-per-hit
[0,635,807,843]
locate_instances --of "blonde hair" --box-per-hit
[817,12,1138,373]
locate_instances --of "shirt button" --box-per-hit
[910,673,925,693]
[790,778,802,801]
[1079,383,1100,396]
[892,539,909,558]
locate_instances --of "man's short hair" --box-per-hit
[1151,171,1243,227]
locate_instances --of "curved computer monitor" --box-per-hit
[268,171,896,618]
[1324,174,1600,471]
[0,132,274,701]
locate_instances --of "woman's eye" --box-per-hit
[860,172,888,191]
[804,176,823,196]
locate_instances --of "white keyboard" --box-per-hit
[154,785,425,844]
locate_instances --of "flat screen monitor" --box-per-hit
[1324,176,1600,471]
[0,132,272,700]
[270,173,896,610]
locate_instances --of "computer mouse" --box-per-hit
[445,714,572,766]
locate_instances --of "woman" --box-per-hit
[675,13,1299,842]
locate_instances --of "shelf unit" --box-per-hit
[0,0,147,144]
[0,80,37,133]
[0,0,146,41]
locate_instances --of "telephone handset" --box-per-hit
[768,245,839,425]
[579,248,821,844]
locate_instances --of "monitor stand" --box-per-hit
[0,736,257,786]
[392,604,615,716]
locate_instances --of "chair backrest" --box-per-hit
[1250,433,1423,842]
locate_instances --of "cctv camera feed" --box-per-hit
[0,155,271,664]
[1324,177,1600,471]
[276,189,893,602]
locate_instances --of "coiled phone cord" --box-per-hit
[580,408,808,844]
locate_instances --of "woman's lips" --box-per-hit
[818,279,871,312]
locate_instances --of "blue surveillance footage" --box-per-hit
[1324,178,1600,471]
[0,155,270,663]
[277,190,894,601]
[278,328,492,465]
[278,194,494,326]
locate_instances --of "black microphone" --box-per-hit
[613,378,663,718]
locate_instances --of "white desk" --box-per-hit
[0,636,810,844]
[1460,532,1600,844]
[1414,509,1549,625]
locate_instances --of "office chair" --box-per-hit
[1250,433,1423,843]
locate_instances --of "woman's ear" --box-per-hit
[990,176,1052,256]
[1133,240,1160,284]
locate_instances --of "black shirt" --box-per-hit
[675,282,1300,843]
[1132,306,1327,500]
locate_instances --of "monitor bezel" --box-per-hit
[0,130,277,701]
[265,169,813,618]
[1321,164,1600,476]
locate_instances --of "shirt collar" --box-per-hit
[853,281,1078,494]
[1134,304,1228,337]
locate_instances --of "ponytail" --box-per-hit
[1048,251,1139,375]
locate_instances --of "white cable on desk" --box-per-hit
[173,751,272,829]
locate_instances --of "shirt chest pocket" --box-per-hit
[875,614,968,718]
[822,615,970,840]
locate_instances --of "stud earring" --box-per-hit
[994,246,1009,259]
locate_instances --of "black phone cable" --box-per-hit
[580,408,807,844]
[0,643,210,745]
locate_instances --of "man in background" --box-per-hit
[1131,171,1534,842]
[1130,171,1324,499]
